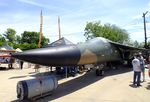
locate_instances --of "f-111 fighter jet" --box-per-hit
[12,37,146,76]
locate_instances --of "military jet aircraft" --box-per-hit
[12,37,146,76]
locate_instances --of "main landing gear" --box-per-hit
[95,64,105,76]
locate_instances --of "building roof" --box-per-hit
[0,44,14,50]
[0,44,16,53]
[45,37,74,47]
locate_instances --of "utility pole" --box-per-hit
[143,11,148,48]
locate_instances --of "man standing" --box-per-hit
[20,60,24,69]
[132,54,142,86]
[138,52,145,82]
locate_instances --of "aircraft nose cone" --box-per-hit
[12,45,81,66]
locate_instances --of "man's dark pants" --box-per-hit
[133,71,141,86]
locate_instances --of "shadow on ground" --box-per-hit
[12,66,132,102]
[0,67,7,70]
[129,84,138,88]
[0,67,14,71]
[9,75,27,79]
[146,82,150,90]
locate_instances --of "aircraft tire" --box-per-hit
[101,70,104,76]
[96,69,104,76]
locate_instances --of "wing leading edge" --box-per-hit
[108,40,147,51]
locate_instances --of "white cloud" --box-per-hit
[18,0,43,7]
[18,0,69,14]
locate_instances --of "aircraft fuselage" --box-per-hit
[12,37,123,66]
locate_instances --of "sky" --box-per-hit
[0,0,150,44]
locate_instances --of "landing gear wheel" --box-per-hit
[96,69,104,76]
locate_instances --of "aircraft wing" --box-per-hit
[108,40,147,51]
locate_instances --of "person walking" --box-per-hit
[132,54,142,87]
[20,60,24,69]
[138,52,145,82]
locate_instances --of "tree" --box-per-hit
[16,35,21,44]
[41,36,50,47]
[147,42,150,48]
[3,28,16,43]
[0,34,6,46]
[18,31,49,50]
[84,21,103,40]
[21,31,39,44]
[84,21,129,43]
[0,28,50,50]
[133,41,140,48]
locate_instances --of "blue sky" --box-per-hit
[0,0,150,44]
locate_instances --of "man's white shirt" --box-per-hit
[132,58,141,72]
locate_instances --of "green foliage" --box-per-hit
[0,42,5,46]
[16,35,21,44]
[14,44,38,50]
[3,28,16,42]
[84,21,129,43]
[138,42,144,48]
[0,34,6,46]
[41,36,50,47]
[20,31,49,49]
[0,29,49,51]
[147,42,150,48]
[133,41,139,48]
[84,21,102,39]
[0,34,6,42]
[21,31,39,44]
[126,40,144,48]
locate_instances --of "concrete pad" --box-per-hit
[0,64,150,102]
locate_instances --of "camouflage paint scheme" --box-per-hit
[12,37,145,66]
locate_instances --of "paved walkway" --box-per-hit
[0,64,150,102]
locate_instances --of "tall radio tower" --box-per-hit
[58,16,61,39]
[38,10,43,48]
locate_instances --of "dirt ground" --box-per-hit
[0,63,150,102]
